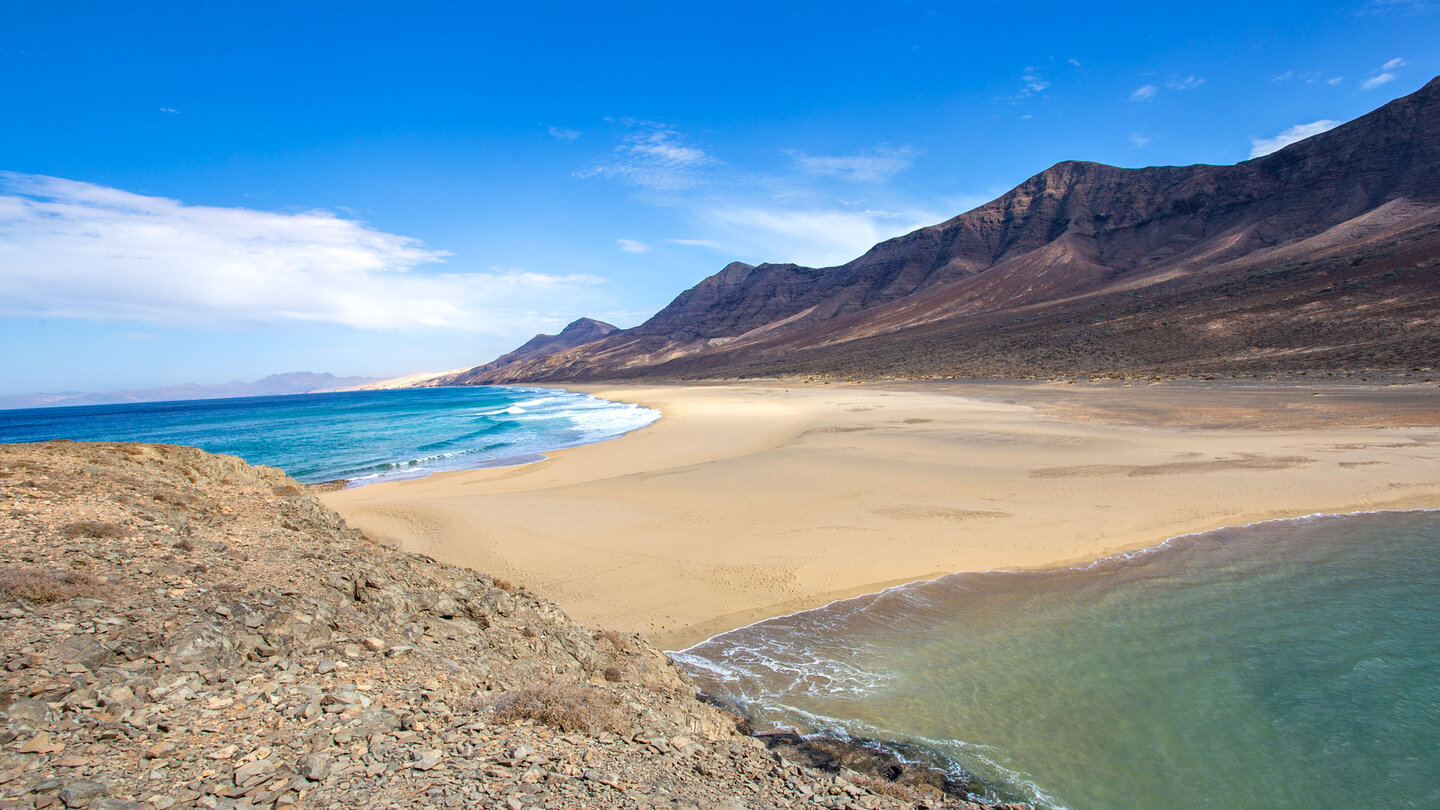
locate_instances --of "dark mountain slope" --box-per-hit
[460,77,1440,382]
[433,317,618,386]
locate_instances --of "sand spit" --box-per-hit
[0,441,1016,809]
[321,380,1440,650]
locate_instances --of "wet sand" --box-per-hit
[318,380,1440,650]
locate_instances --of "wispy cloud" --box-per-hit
[1130,75,1204,102]
[578,123,958,267]
[616,238,651,253]
[1353,0,1434,16]
[1129,84,1159,102]
[0,172,606,332]
[1363,73,1396,89]
[1272,70,1341,85]
[692,205,945,268]
[1129,132,1151,148]
[547,126,581,141]
[1165,76,1205,91]
[158,107,181,115]
[1363,57,1407,89]
[1248,119,1343,158]
[1019,68,1051,96]
[577,121,718,194]
[788,145,920,183]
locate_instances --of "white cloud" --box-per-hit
[620,126,710,165]
[1354,0,1433,15]
[1068,58,1082,67]
[1328,76,1345,86]
[1363,72,1397,89]
[1129,132,1151,148]
[1129,84,1158,102]
[0,172,606,332]
[547,126,581,141]
[1165,76,1205,91]
[693,205,943,268]
[1271,70,1330,84]
[789,145,920,183]
[1019,68,1050,96]
[1248,119,1343,158]
[666,238,724,249]
[616,238,651,253]
[1364,57,1407,89]
[158,107,181,115]
[578,122,717,193]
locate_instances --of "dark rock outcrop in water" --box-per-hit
[447,77,1440,382]
[0,442,1018,809]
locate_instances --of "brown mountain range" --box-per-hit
[442,317,617,386]
[437,77,1440,384]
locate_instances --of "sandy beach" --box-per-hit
[319,381,1440,650]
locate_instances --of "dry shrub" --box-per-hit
[490,683,626,734]
[602,666,624,683]
[59,520,127,539]
[151,489,195,508]
[493,578,518,593]
[272,484,302,496]
[600,629,632,653]
[0,566,106,604]
[174,537,196,552]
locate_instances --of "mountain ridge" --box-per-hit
[441,77,1440,383]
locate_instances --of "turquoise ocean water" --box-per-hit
[0,386,659,484]
[675,510,1440,809]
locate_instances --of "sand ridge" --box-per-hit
[319,381,1440,650]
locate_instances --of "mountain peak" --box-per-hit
[436,79,1440,384]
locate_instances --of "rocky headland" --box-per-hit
[0,442,1021,810]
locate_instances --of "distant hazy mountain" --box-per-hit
[441,76,1440,382]
[0,372,383,410]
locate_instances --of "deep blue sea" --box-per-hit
[0,386,659,484]
[675,510,1440,809]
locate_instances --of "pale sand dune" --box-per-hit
[319,381,1440,650]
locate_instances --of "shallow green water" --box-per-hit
[675,511,1440,808]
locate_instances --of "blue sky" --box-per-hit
[1,1,1436,395]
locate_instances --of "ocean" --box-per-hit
[674,510,1440,809]
[0,386,659,485]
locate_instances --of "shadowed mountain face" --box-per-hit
[433,318,618,386]
[455,78,1440,383]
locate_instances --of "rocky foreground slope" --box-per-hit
[0,443,1019,810]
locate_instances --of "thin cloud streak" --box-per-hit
[694,206,944,268]
[789,145,921,183]
[1129,84,1158,101]
[1248,120,1342,158]
[0,172,607,332]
